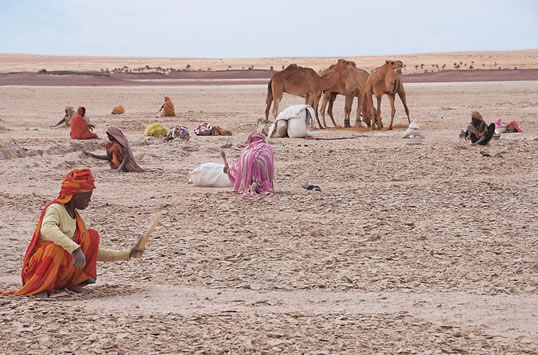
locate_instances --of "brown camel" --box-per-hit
[265,60,353,129]
[318,61,369,128]
[360,60,410,130]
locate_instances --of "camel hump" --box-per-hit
[285,64,298,71]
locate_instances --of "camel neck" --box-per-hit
[319,70,341,90]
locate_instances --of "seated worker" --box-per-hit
[52,106,94,128]
[158,96,176,117]
[0,169,144,297]
[460,111,496,146]
[220,132,275,196]
[70,106,98,139]
[51,106,76,127]
[83,125,147,172]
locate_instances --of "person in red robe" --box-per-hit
[70,106,98,139]
[1,169,143,297]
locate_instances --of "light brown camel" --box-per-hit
[360,60,410,130]
[318,61,369,128]
[265,60,353,129]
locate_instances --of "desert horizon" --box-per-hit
[1,49,537,73]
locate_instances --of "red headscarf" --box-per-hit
[56,169,95,203]
[21,169,96,272]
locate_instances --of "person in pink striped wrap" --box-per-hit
[221,132,275,196]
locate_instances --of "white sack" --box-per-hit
[269,105,316,138]
[190,163,233,187]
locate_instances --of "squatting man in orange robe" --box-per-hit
[1,169,144,297]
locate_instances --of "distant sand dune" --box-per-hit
[1,49,537,73]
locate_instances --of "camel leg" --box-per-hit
[360,94,371,128]
[388,94,396,130]
[344,94,353,128]
[265,100,272,120]
[354,95,362,127]
[375,96,383,129]
[320,92,330,128]
[328,92,338,127]
[265,94,272,120]
[398,88,411,124]
[272,95,282,120]
[310,93,324,129]
[270,82,284,119]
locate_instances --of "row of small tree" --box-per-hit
[97,61,518,74]
[408,61,515,73]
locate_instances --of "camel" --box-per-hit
[360,60,410,130]
[265,59,353,129]
[318,61,369,128]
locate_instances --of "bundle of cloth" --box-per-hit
[495,119,522,134]
[144,123,167,138]
[111,106,125,114]
[268,105,317,138]
[194,123,232,136]
[165,125,190,142]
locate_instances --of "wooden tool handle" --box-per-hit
[135,211,161,258]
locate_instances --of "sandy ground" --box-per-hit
[0,79,537,353]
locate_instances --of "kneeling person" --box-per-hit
[2,169,143,297]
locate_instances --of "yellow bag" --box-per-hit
[144,123,167,138]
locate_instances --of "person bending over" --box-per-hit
[221,132,275,196]
[83,125,147,172]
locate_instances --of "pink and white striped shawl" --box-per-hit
[227,132,275,196]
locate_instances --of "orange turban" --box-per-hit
[56,169,96,204]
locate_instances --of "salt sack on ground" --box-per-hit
[268,105,317,138]
[189,163,233,187]
[402,121,424,139]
